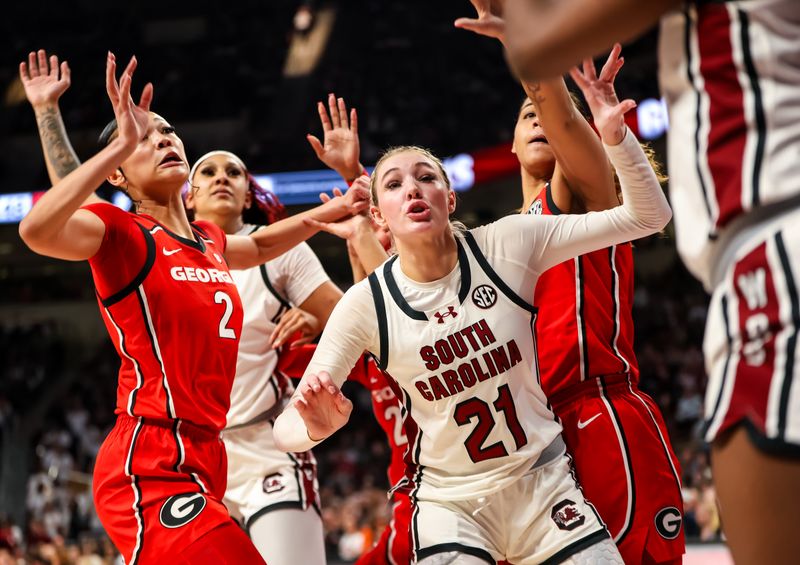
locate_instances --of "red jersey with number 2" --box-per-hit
[527,184,638,395]
[85,203,243,431]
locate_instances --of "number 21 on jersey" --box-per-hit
[454,383,527,463]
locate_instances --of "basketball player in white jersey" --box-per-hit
[184,150,342,564]
[273,81,672,562]
[455,1,800,562]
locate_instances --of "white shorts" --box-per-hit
[411,453,610,564]
[703,208,800,455]
[222,418,320,529]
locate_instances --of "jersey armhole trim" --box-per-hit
[259,263,292,309]
[462,231,538,315]
[100,223,156,308]
[545,181,563,215]
[368,273,389,370]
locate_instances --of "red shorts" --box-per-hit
[93,415,260,564]
[551,375,685,564]
[356,493,411,565]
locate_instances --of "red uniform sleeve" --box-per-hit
[83,203,149,300]
[192,220,227,252]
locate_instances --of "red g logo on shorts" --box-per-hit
[551,499,585,531]
[159,493,207,529]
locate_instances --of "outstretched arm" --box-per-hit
[502,0,680,81]
[456,1,617,213]
[20,50,103,204]
[274,284,377,452]
[303,180,390,276]
[224,181,370,270]
[19,53,152,261]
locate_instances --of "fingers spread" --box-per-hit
[337,97,349,129]
[37,49,48,73]
[28,52,39,77]
[317,101,332,132]
[307,134,324,157]
[328,93,340,128]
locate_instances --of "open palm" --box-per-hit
[569,43,635,145]
[307,93,361,181]
[19,50,71,107]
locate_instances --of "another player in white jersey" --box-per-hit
[274,84,671,562]
[461,1,800,562]
[184,150,345,565]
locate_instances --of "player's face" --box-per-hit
[513,99,556,176]
[116,114,189,194]
[187,154,251,220]
[371,150,455,241]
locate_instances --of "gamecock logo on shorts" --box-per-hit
[655,507,682,539]
[159,493,207,529]
[471,285,497,309]
[551,499,585,531]
[262,473,285,494]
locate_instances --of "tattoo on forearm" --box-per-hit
[528,82,547,106]
[36,107,80,179]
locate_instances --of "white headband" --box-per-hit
[189,150,248,185]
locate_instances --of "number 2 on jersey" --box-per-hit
[214,291,236,339]
[454,383,527,463]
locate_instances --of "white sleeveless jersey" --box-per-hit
[226,225,331,428]
[659,0,800,289]
[368,232,562,501]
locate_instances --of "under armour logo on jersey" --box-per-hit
[433,306,457,324]
[551,499,585,531]
[162,247,181,256]
[159,493,206,529]
[263,473,285,494]
[528,199,543,215]
[472,285,497,309]
[655,507,682,539]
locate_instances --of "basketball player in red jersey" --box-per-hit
[18,52,368,564]
[457,9,684,562]
[475,1,800,563]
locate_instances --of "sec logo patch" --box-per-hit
[471,285,497,309]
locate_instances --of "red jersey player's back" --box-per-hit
[87,202,243,431]
[528,183,637,397]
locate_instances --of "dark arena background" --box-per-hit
[0,2,731,563]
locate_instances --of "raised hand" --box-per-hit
[105,52,153,150]
[569,43,635,146]
[270,307,321,349]
[19,50,71,108]
[454,0,506,44]
[307,93,363,182]
[295,371,353,441]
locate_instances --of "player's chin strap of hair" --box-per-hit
[188,150,248,186]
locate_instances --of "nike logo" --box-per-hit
[577,413,602,429]
[162,247,181,256]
